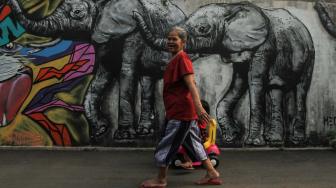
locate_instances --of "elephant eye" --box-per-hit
[196,24,211,35]
[70,4,88,20]
[71,9,85,19]
[0,42,22,53]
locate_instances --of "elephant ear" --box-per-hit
[139,0,186,34]
[91,0,140,43]
[222,6,268,52]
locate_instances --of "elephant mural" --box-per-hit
[6,0,186,144]
[315,0,336,38]
[134,1,315,146]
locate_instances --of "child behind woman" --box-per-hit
[180,100,213,170]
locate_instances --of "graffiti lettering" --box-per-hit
[323,116,336,127]
[0,5,11,20]
[0,5,25,46]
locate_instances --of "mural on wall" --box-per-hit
[5,0,188,145]
[1,0,335,147]
[0,39,95,146]
[0,5,25,45]
[22,42,95,146]
[315,0,336,38]
[0,0,94,146]
[134,1,315,146]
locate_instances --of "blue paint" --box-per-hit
[19,40,74,57]
[31,40,73,57]
[0,17,25,46]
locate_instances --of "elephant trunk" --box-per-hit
[133,11,167,51]
[7,0,69,37]
[184,34,208,53]
[134,11,199,53]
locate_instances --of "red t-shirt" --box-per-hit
[163,51,198,121]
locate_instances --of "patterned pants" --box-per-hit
[154,119,207,167]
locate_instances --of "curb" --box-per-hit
[0,146,333,151]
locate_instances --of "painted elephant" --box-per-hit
[134,2,315,146]
[315,0,336,38]
[6,0,186,143]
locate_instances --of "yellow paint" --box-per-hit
[46,108,90,144]
[0,50,93,146]
[27,0,49,15]
[203,119,218,149]
[56,76,93,104]
[20,0,62,17]
[0,0,93,146]
[0,113,53,146]
[19,55,71,115]
[15,34,55,46]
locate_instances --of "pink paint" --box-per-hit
[24,100,84,115]
[176,144,221,168]
[64,44,95,81]
[0,70,32,126]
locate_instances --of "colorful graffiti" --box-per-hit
[0,0,94,146]
[23,43,94,146]
[0,0,334,147]
[0,5,25,46]
[0,40,94,146]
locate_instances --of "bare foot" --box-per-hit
[140,179,167,188]
[179,161,194,170]
[195,170,222,185]
[208,169,220,178]
[195,176,223,185]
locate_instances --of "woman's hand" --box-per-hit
[196,106,210,124]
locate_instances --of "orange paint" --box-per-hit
[0,5,11,21]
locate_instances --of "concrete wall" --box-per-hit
[0,0,335,147]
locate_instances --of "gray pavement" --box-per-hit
[0,149,335,188]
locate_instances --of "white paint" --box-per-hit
[108,0,336,142]
[181,0,336,137]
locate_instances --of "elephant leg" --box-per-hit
[245,51,269,146]
[264,88,284,145]
[136,75,155,136]
[289,83,308,145]
[114,33,144,140]
[216,63,248,144]
[287,36,314,145]
[84,60,112,142]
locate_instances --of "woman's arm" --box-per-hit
[184,74,210,123]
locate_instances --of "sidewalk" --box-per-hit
[0,149,335,188]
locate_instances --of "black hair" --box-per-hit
[201,100,210,114]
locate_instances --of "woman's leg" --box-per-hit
[183,121,222,185]
[141,120,191,187]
